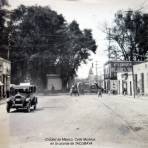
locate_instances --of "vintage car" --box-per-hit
[6,84,38,113]
[90,84,98,93]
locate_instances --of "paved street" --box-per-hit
[0,94,148,148]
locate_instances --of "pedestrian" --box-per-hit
[70,85,74,96]
[76,84,80,96]
[108,90,111,95]
[137,87,140,97]
[6,89,10,98]
[98,88,102,98]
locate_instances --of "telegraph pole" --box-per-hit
[108,28,111,60]
[95,61,98,83]
[131,52,135,98]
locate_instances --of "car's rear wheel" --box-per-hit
[6,104,11,113]
[33,104,37,110]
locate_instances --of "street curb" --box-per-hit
[109,94,148,101]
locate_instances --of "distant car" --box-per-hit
[90,84,98,93]
[78,82,90,94]
[6,84,38,113]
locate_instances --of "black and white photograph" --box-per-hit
[0,0,148,147]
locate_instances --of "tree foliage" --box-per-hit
[0,0,9,59]
[9,5,97,89]
[0,0,8,7]
[106,10,148,61]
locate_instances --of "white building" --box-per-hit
[46,74,62,91]
[117,61,148,96]
[117,72,133,95]
[104,60,136,94]
[134,62,148,96]
[0,57,11,99]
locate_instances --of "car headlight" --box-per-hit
[26,98,30,102]
[6,98,10,102]
[7,97,13,102]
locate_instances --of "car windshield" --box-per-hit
[10,87,30,95]
[15,88,30,94]
[10,85,36,96]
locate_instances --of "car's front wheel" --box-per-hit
[27,103,31,112]
[6,104,11,113]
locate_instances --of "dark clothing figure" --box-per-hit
[137,87,140,96]
[98,89,102,97]
[51,85,55,92]
[70,84,79,96]
[95,83,102,97]
[123,88,127,95]
[6,90,10,98]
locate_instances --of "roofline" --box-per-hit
[104,60,143,65]
[134,61,148,67]
[0,57,11,64]
[11,85,35,89]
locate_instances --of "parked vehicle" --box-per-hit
[78,82,90,94]
[90,84,98,93]
[6,84,38,113]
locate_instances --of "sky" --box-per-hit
[9,0,148,78]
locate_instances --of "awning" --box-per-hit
[0,81,4,86]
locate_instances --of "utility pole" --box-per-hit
[131,52,135,98]
[7,49,9,60]
[108,28,111,60]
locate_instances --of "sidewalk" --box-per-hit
[0,98,6,105]
[105,94,148,101]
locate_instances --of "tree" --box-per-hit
[106,10,148,61]
[56,21,97,88]
[9,5,66,86]
[105,9,148,98]
[0,0,8,7]
[9,5,97,90]
[137,14,148,60]
[0,0,9,59]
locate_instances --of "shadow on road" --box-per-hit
[9,106,65,113]
[10,108,40,113]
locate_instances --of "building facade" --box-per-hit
[104,60,133,93]
[134,62,148,96]
[117,72,133,95]
[104,60,140,94]
[117,61,148,96]
[46,74,62,91]
[0,57,11,99]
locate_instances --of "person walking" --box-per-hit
[98,88,102,98]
